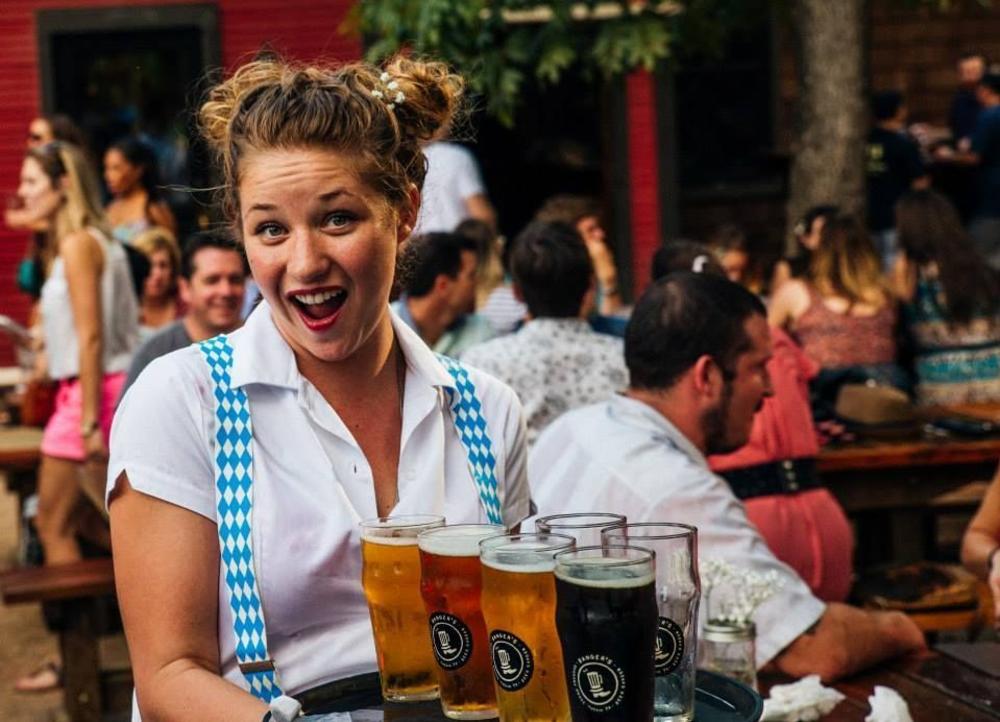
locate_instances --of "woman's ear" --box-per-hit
[397,184,421,244]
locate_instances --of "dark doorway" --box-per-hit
[37,5,220,237]
[471,68,613,243]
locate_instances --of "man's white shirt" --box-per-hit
[528,394,826,667]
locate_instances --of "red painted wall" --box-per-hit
[625,70,661,299]
[0,0,361,364]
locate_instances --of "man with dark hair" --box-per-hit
[122,231,247,395]
[462,221,627,445]
[866,90,929,268]
[393,232,494,356]
[530,273,925,680]
[951,51,988,147]
[534,194,623,315]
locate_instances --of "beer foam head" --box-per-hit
[480,534,575,572]
[553,546,656,588]
[360,514,444,542]
[362,535,417,546]
[418,524,505,557]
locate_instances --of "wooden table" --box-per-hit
[763,650,1000,721]
[818,406,1000,566]
[0,426,43,552]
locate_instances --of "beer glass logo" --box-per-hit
[429,613,473,670]
[654,616,684,676]
[489,630,534,691]
[571,654,626,712]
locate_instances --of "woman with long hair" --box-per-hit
[130,226,181,336]
[771,204,839,291]
[103,136,176,243]
[892,190,1000,404]
[17,142,139,562]
[769,214,903,387]
[107,57,530,719]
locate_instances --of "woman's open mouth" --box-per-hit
[288,288,348,331]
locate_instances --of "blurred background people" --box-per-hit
[951,51,988,150]
[535,194,624,316]
[769,214,905,397]
[866,90,930,270]
[967,71,1000,267]
[130,226,181,339]
[18,142,139,564]
[413,134,496,234]
[103,136,177,244]
[122,231,246,396]
[393,231,495,356]
[462,220,627,446]
[707,223,755,290]
[654,240,854,602]
[892,190,1000,405]
[772,205,840,291]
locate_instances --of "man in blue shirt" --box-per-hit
[949,71,1000,268]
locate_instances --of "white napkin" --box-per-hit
[762,674,846,721]
[865,685,913,722]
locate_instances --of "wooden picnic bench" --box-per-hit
[0,557,131,722]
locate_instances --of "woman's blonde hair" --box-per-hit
[809,214,887,308]
[199,55,464,228]
[27,141,109,245]
[132,226,181,294]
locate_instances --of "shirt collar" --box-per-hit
[606,394,708,468]
[228,300,456,391]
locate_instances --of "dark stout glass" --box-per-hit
[554,546,657,722]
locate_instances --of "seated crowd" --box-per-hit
[4,55,999,714]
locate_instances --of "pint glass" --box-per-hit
[534,513,626,547]
[603,524,700,722]
[480,533,576,722]
[419,524,505,720]
[361,514,445,702]
[554,546,657,722]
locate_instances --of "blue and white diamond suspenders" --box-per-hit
[198,338,503,699]
[437,355,503,526]
[198,336,283,702]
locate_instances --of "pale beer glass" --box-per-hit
[554,546,657,722]
[479,533,576,721]
[361,514,445,702]
[534,513,626,547]
[603,524,700,722]
[419,524,505,720]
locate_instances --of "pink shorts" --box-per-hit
[40,372,126,462]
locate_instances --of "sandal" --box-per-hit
[14,660,62,693]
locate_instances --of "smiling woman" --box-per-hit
[105,56,531,722]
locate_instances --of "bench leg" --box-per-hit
[57,601,102,722]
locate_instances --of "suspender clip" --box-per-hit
[239,659,277,674]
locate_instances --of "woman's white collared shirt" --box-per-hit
[107,301,531,698]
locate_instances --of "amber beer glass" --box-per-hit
[361,514,445,702]
[419,524,505,720]
[554,546,657,722]
[480,533,576,722]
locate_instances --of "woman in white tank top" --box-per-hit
[16,141,139,567]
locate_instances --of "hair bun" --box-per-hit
[199,60,287,154]
[379,56,464,145]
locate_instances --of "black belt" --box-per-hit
[295,672,383,715]
[720,458,821,500]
